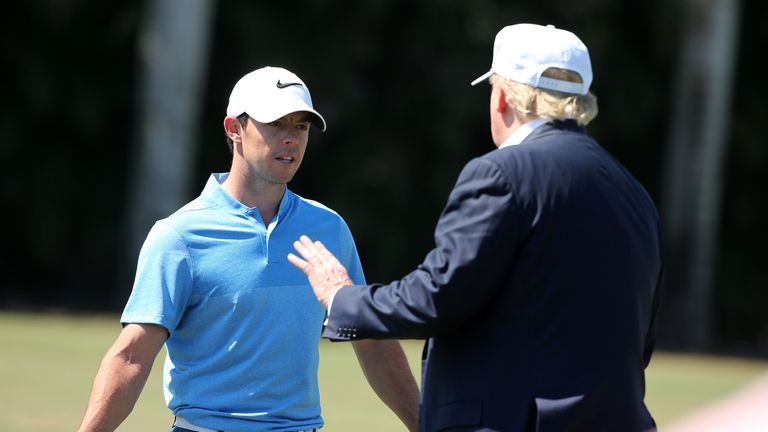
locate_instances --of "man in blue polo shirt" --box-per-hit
[78,66,420,432]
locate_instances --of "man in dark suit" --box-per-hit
[289,23,663,432]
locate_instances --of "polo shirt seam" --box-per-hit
[155,220,197,298]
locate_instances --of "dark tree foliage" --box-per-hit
[0,1,141,309]
[714,0,768,354]
[0,0,765,354]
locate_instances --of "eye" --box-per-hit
[296,123,309,131]
[268,120,281,127]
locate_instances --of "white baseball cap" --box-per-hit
[226,66,327,131]
[470,23,593,95]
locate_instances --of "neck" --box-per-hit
[222,171,286,225]
[494,110,534,147]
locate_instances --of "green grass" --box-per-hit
[1,312,766,431]
[644,351,768,422]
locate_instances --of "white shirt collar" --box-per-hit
[498,118,548,149]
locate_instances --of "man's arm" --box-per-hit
[78,323,167,432]
[352,339,420,432]
[290,158,519,340]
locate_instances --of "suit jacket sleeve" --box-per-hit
[324,156,524,340]
[643,230,665,367]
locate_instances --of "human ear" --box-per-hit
[223,116,243,143]
[495,88,508,114]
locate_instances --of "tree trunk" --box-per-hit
[117,0,216,306]
[659,0,740,350]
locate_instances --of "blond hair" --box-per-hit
[490,68,598,126]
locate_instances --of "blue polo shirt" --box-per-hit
[121,173,365,431]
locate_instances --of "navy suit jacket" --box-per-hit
[324,121,663,432]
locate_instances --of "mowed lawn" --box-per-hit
[1,312,767,431]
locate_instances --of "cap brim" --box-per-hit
[470,70,493,86]
[249,107,327,132]
[306,110,327,131]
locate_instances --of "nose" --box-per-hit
[282,128,301,146]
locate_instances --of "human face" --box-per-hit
[237,112,311,186]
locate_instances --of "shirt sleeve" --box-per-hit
[120,221,194,333]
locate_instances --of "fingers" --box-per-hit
[289,235,352,309]
[292,236,315,261]
[287,253,310,274]
[293,235,332,262]
[315,239,337,262]
[290,235,343,271]
[289,236,323,275]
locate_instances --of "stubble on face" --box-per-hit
[239,113,310,188]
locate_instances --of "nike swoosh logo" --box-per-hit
[276,80,302,89]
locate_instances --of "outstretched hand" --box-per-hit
[288,235,353,309]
